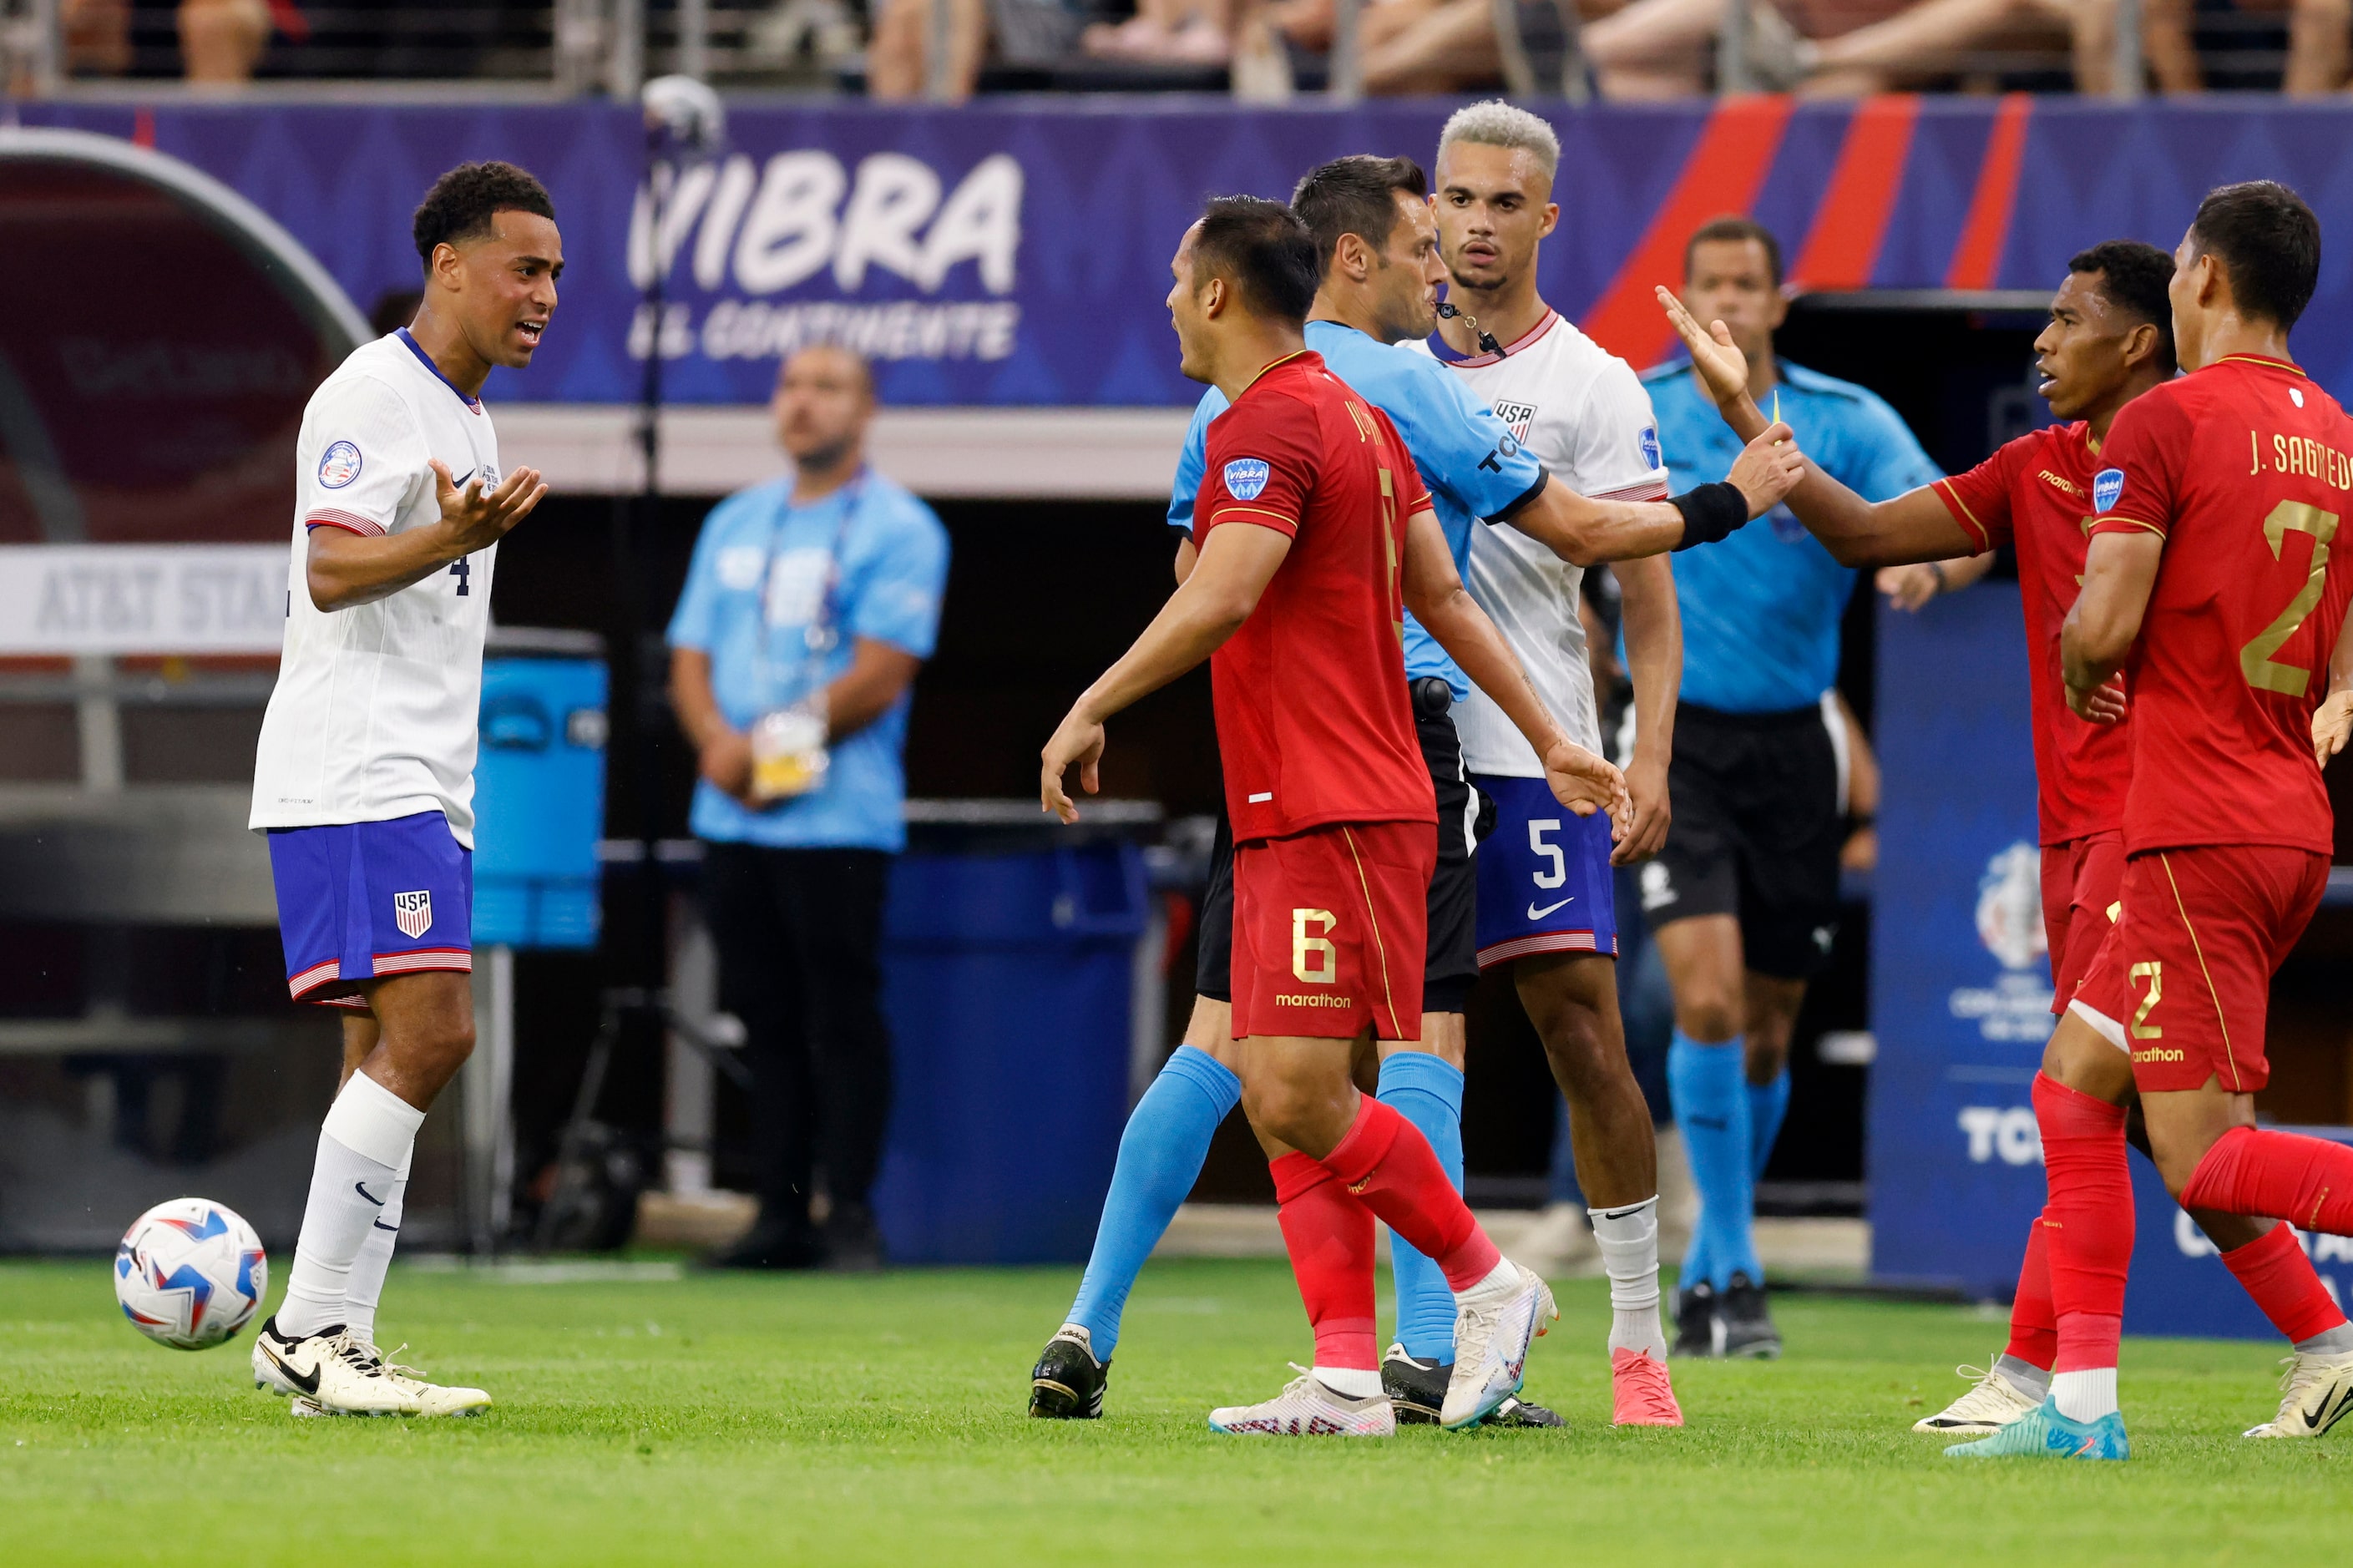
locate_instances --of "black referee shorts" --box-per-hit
[1196,677,1485,1015]
[1639,699,1844,981]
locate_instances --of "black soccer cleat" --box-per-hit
[1029,1326,1109,1419]
[1719,1271,1783,1360]
[1487,1394,1566,1428]
[1672,1280,1720,1359]
[1382,1343,1448,1425]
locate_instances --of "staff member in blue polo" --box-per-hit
[668,344,949,1272]
[1643,218,1938,1357]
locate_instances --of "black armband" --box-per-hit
[1668,483,1748,551]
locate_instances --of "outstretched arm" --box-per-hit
[1041,522,1291,821]
[2062,530,2163,721]
[1654,286,1973,568]
[306,461,546,610]
[1399,506,1631,833]
[1505,422,1807,566]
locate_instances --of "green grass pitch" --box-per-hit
[3,1256,2347,1565]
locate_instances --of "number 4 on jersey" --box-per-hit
[449,555,471,596]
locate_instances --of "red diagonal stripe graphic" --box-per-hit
[1790,95,1920,291]
[1579,95,1797,371]
[1946,94,2033,290]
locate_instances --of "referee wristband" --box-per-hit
[1669,483,1748,551]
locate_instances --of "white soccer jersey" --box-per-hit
[250,332,502,846]
[1417,310,1670,776]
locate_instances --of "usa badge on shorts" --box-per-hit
[319,441,363,489]
[1223,458,1270,501]
[2093,467,2125,512]
[392,889,433,939]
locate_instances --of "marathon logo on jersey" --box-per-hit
[392,890,433,940]
[1223,458,1271,502]
[318,441,363,489]
[1639,425,1662,471]
[2092,467,2126,513]
[1492,400,1538,444]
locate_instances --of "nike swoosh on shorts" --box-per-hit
[1526,898,1574,920]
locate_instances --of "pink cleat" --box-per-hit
[1610,1348,1684,1427]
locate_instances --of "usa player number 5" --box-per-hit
[1528,820,1566,888]
[2239,501,2336,695]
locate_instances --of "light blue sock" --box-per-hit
[1748,1068,1791,1182]
[1064,1045,1239,1359]
[1376,1051,1465,1363]
[1667,1031,1759,1290]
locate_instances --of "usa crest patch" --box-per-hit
[1493,400,1537,444]
[392,889,433,939]
[318,441,362,489]
[1222,458,1271,501]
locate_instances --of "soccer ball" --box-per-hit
[114,1198,267,1350]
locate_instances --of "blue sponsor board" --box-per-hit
[1869,589,2052,1300]
[24,99,2353,407]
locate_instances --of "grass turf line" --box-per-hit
[3,1257,2347,1565]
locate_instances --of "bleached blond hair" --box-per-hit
[1436,100,1561,184]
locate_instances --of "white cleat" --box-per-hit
[2244,1348,2353,1439]
[1914,1358,2045,1434]
[356,1338,493,1419]
[250,1318,419,1417]
[1208,1367,1395,1437]
[1441,1261,1556,1430]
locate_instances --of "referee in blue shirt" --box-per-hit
[668,346,949,1272]
[1643,219,1938,1357]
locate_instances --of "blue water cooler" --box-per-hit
[473,636,609,950]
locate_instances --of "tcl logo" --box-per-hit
[1958,1105,2042,1166]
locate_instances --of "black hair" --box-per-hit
[2187,180,2320,331]
[1192,195,1320,325]
[2067,240,2178,375]
[1684,215,1783,289]
[1290,155,1428,278]
[412,161,556,272]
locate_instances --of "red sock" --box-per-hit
[1270,1152,1378,1370]
[1317,1095,1501,1292]
[2183,1125,2353,1235]
[2032,1072,2132,1373]
[2218,1222,2349,1345]
[2005,1214,2058,1371]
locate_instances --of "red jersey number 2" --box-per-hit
[2240,502,2339,696]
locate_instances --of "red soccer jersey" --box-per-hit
[2089,355,2353,857]
[1934,421,2131,845]
[1194,351,1438,842]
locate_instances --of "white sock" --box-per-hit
[1313,1365,1383,1400]
[279,1071,425,1339]
[342,1145,412,1346]
[1455,1255,1523,1309]
[2051,1367,2118,1423]
[1589,1196,1667,1361]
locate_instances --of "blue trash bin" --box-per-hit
[873,834,1149,1264]
[473,641,608,950]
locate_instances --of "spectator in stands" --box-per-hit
[667,346,949,1272]
[868,0,1088,98]
[1084,0,1236,62]
[62,0,296,85]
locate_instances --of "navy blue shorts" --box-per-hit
[1470,774,1618,969]
[267,812,473,1008]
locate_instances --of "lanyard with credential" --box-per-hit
[747,468,868,803]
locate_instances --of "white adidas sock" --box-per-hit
[2051,1367,2118,1423]
[1313,1366,1383,1400]
[341,1144,412,1346]
[279,1071,425,1338]
[1589,1196,1667,1361]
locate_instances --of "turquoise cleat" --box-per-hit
[1944,1396,2129,1461]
